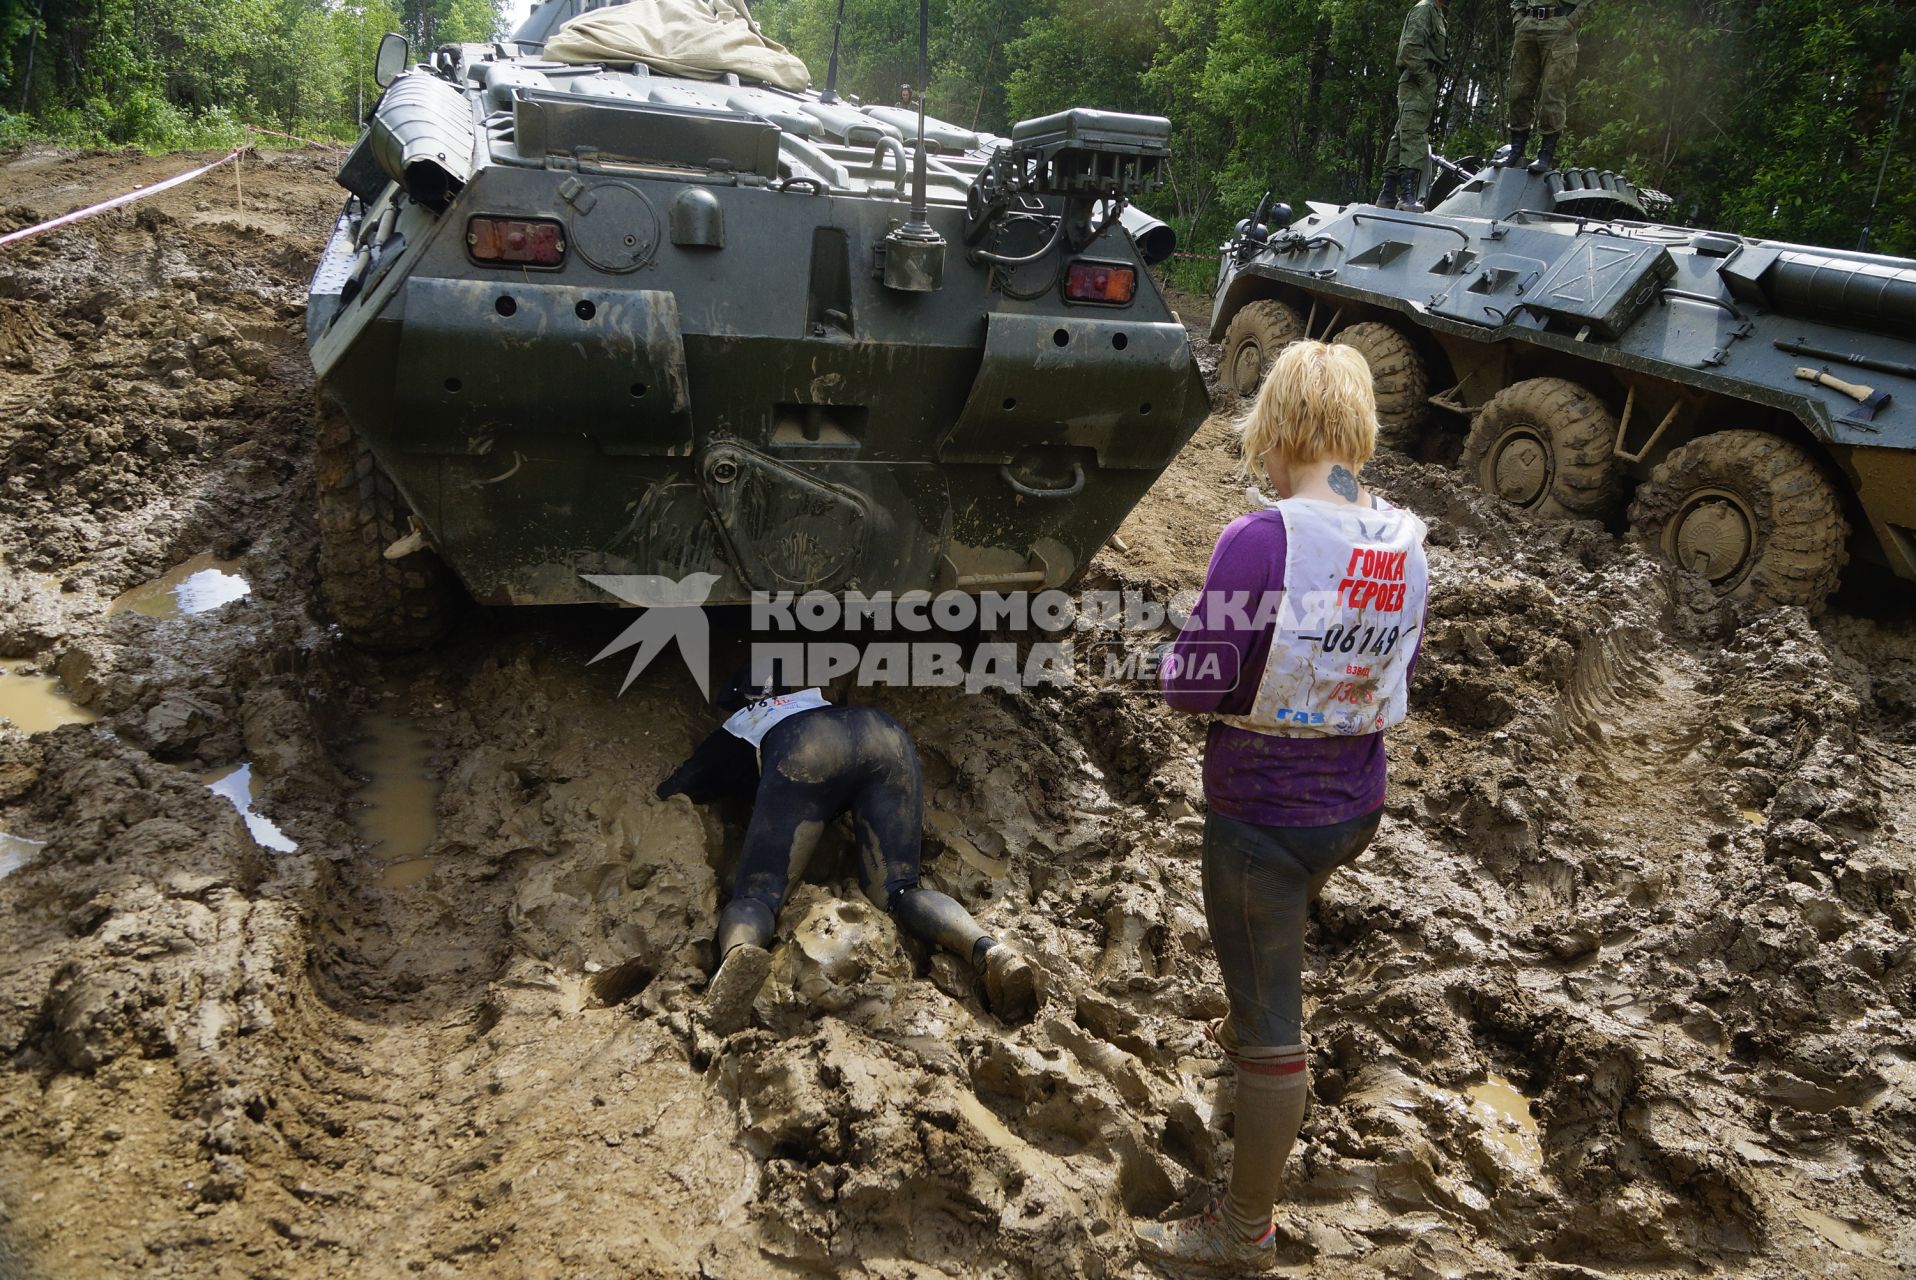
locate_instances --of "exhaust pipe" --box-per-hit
[1117,204,1176,265]
[370,72,475,213]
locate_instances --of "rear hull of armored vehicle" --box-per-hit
[309,74,1207,609]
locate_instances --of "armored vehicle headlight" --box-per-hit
[466,217,565,268]
[1064,260,1137,305]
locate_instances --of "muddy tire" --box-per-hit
[315,395,460,652]
[1220,299,1305,396]
[1627,429,1848,613]
[1332,321,1428,448]
[1460,377,1622,520]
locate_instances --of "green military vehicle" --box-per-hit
[307,0,1207,649]
[1212,163,1915,613]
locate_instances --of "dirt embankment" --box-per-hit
[1,146,1913,1280]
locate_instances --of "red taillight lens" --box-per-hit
[1064,261,1137,305]
[466,217,565,267]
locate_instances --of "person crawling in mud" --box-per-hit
[656,674,1040,1032]
[1140,340,1430,1272]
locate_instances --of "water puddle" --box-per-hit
[109,553,250,618]
[348,702,440,884]
[1467,1074,1545,1174]
[1740,808,1767,825]
[0,831,47,880]
[203,763,298,853]
[375,857,437,889]
[1795,1206,1889,1258]
[0,665,96,733]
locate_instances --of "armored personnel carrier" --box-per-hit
[1212,163,1915,613]
[307,0,1207,649]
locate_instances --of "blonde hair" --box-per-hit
[1238,339,1378,478]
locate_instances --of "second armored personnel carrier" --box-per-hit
[308,0,1207,649]
[1212,164,1915,613]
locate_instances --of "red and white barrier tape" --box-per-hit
[0,147,244,249]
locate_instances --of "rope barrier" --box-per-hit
[0,147,245,249]
[244,124,346,151]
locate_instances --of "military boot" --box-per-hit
[1399,184,1427,214]
[1374,171,1401,210]
[1492,129,1530,167]
[1527,133,1559,174]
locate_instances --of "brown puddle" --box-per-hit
[204,763,297,853]
[1467,1074,1545,1175]
[0,831,47,880]
[348,702,440,885]
[0,666,96,734]
[108,553,250,618]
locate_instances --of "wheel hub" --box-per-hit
[1671,493,1754,583]
[1489,430,1549,506]
[1230,342,1261,394]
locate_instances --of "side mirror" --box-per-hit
[374,32,410,88]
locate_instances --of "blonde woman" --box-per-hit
[1138,340,1430,1271]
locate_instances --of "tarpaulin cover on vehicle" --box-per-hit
[543,0,811,91]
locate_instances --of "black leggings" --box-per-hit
[715,707,992,966]
[1202,807,1382,1046]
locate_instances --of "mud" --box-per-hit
[1,146,1914,1279]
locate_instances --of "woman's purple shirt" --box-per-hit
[1161,508,1423,828]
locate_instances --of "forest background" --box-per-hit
[2,0,1911,274]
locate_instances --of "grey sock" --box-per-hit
[1221,1043,1308,1241]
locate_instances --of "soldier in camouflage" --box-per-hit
[1377,0,1448,213]
[1493,0,1593,173]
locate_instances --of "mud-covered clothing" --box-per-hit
[1203,807,1381,1045]
[660,703,991,964]
[1506,5,1582,133]
[1161,500,1427,827]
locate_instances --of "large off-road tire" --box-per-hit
[1332,321,1429,449]
[1220,299,1305,396]
[1627,429,1848,613]
[1460,377,1623,520]
[315,395,460,652]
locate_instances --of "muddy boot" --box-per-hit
[1134,1199,1276,1273]
[1373,171,1401,210]
[1527,133,1559,174]
[978,942,1039,1023]
[701,943,772,1036]
[1492,129,1530,168]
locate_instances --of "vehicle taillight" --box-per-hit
[1064,261,1137,305]
[466,217,565,267]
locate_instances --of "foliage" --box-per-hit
[0,0,1908,255]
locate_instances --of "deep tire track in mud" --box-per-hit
[1,147,1913,1279]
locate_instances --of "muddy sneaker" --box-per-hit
[700,943,771,1036]
[1134,1200,1276,1273]
[981,944,1039,1024]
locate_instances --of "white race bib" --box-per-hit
[1218,498,1427,738]
[721,688,830,747]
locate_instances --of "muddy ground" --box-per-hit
[1,146,1914,1280]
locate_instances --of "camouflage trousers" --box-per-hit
[1507,14,1579,134]
[1386,67,1439,184]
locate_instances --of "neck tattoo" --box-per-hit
[1328,464,1360,501]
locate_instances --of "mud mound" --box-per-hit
[1,149,1913,1279]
